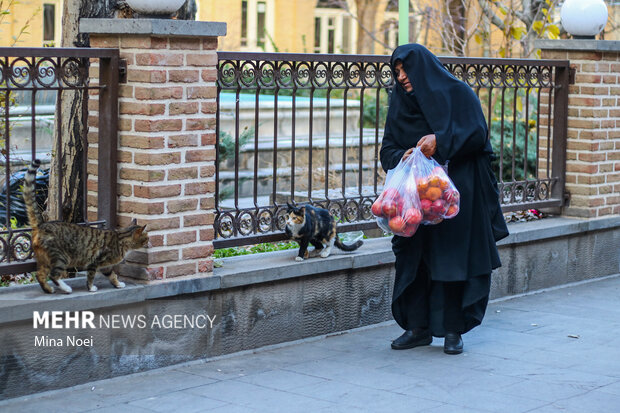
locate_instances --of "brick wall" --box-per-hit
[539,43,620,218]
[87,32,219,281]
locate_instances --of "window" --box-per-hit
[241,0,248,46]
[327,17,335,53]
[314,17,321,53]
[43,4,55,43]
[342,16,350,53]
[314,7,356,54]
[256,1,266,49]
[240,0,274,51]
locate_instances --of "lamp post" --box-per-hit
[399,0,409,45]
[560,0,608,39]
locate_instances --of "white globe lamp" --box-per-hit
[560,0,608,39]
[125,0,186,18]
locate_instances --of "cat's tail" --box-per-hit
[24,159,43,230]
[334,238,363,252]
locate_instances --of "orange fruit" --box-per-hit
[439,178,449,190]
[416,177,429,192]
[428,175,441,187]
[426,187,442,201]
[417,187,428,200]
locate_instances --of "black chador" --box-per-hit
[380,44,509,338]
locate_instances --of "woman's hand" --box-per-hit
[402,147,415,161]
[417,134,436,158]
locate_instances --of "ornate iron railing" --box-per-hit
[0,47,119,275]
[215,52,570,248]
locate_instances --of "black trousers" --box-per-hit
[397,262,466,334]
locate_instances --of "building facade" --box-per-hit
[0,0,62,47]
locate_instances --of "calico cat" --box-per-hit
[24,159,149,294]
[285,202,363,261]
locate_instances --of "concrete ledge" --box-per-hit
[216,237,395,289]
[497,215,620,245]
[535,39,620,52]
[79,18,227,38]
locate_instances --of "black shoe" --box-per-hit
[444,332,463,355]
[391,329,432,350]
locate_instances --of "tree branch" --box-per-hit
[477,0,506,31]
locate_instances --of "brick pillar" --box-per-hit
[537,39,620,218]
[81,19,226,281]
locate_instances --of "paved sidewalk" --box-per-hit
[2,275,620,413]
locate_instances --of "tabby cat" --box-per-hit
[285,202,363,261]
[24,160,149,294]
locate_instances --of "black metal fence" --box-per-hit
[214,52,570,248]
[0,47,119,275]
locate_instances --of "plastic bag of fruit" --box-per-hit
[371,155,423,237]
[410,148,460,224]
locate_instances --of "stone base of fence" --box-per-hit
[80,19,226,281]
[537,39,620,218]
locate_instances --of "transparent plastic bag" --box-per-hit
[371,155,423,237]
[410,148,460,225]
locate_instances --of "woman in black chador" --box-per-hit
[380,44,509,354]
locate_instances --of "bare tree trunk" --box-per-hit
[173,0,197,20]
[49,0,195,223]
[354,0,381,54]
[447,0,466,56]
[48,1,115,223]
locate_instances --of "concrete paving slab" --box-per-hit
[288,379,443,412]
[550,389,620,413]
[492,379,590,402]
[1,274,619,412]
[182,380,334,411]
[126,392,229,412]
[85,404,154,413]
[598,380,620,396]
[236,369,328,391]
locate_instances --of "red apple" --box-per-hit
[445,204,459,218]
[420,199,432,215]
[400,224,418,237]
[403,208,422,226]
[382,187,401,202]
[382,200,400,218]
[423,214,443,225]
[443,189,459,205]
[431,199,447,215]
[371,199,383,217]
[388,216,407,233]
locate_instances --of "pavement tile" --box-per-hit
[489,379,590,402]
[598,380,620,396]
[84,405,155,413]
[549,389,620,413]
[464,357,617,389]
[283,358,415,391]
[385,361,524,391]
[127,391,228,412]
[236,368,327,390]
[205,404,260,412]
[289,379,443,412]
[400,383,548,413]
[420,404,492,413]
[181,380,332,411]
